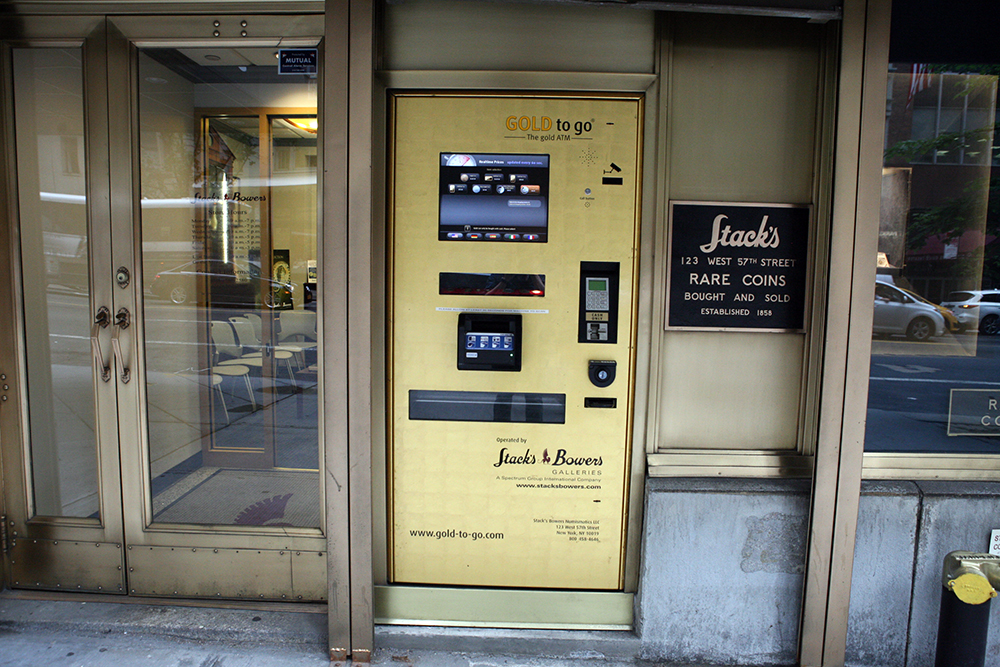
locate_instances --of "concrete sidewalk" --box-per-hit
[0,595,657,667]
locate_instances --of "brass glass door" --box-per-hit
[116,17,326,600]
[2,15,328,602]
[1,19,126,594]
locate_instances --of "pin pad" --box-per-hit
[578,261,620,344]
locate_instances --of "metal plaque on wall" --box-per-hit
[666,201,811,332]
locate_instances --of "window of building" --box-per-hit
[865,62,1000,456]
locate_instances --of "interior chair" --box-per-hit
[212,373,228,423]
[174,369,234,423]
[226,316,298,388]
[208,321,257,411]
[277,311,318,369]
[245,312,264,342]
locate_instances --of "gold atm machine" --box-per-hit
[387,92,642,625]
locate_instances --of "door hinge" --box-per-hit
[1,515,8,555]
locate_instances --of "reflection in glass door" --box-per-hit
[14,47,102,519]
[137,48,321,531]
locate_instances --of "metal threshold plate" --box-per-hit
[374,585,632,630]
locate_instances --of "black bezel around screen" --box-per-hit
[457,313,522,371]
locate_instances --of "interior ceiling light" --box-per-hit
[204,54,222,61]
[286,118,318,134]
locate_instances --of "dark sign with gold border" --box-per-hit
[667,201,810,331]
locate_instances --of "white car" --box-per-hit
[940,290,1000,334]
[873,281,955,341]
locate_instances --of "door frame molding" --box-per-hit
[321,0,376,661]
[0,2,324,18]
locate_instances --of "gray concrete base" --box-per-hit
[846,481,919,667]
[637,477,810,666]
[845,480,1000,667]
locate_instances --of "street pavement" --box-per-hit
[0,596,657,667]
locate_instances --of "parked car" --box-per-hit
[148,259,294,309]
[940,290,1000,334]
[873,281,958,341]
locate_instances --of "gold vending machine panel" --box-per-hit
[389,93,642,590]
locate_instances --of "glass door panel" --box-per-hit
[13,47,100,519]
[269,115,318,472]
[136,45,322,533]
[110,16,328,600]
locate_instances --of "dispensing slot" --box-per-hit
[584,397,617,409]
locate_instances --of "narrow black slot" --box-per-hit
[410,390,566,423]
[584,397,617,409]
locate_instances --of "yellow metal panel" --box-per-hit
[389,93,642,591]
[375,585,632,630]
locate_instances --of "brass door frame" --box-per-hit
[0,16,127,594]
[108,11,329,577]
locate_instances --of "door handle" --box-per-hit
[111,307,131,384]
[92,307,111,383]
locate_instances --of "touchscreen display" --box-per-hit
[465,332,515,352]
[439,153,549,242]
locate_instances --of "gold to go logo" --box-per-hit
[506,116,595,136]
[506,115,552,132]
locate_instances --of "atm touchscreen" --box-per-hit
[457,313,522,371]
[438,153,549,242]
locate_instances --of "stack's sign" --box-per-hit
[667,201,811,331]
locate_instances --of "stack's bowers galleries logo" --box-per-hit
[493,447,603,468]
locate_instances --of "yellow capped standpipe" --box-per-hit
[935,551,1000,667]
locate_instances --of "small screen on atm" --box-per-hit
[439,153,549,243]
[465,332,515,352]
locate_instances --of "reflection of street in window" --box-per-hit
[866,63,1000,453]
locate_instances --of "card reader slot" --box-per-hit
[440,272,545,296]
[410,389,566,423]
[584,397,617,409]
